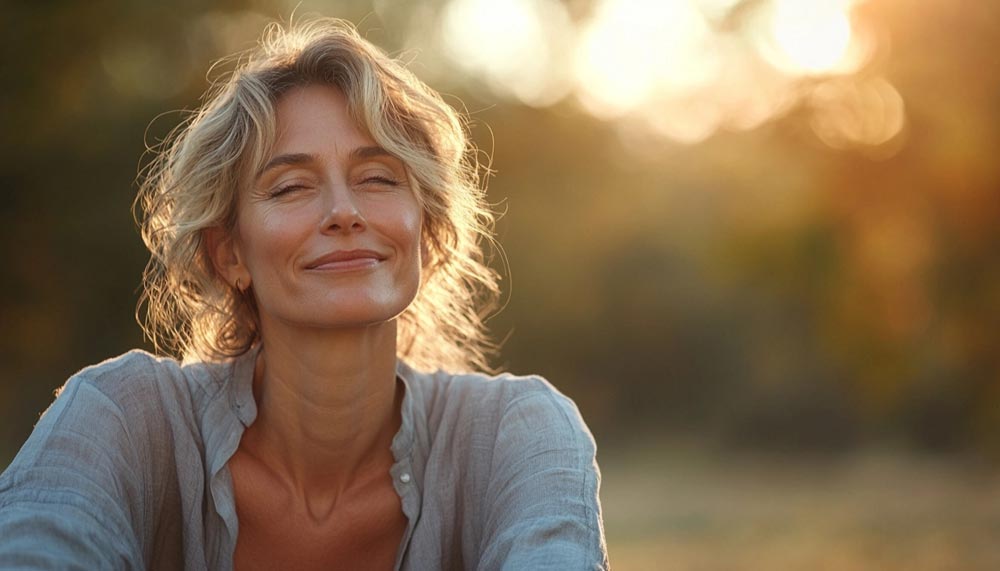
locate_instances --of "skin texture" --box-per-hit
[208,84,419,569]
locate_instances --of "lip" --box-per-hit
[305,249,387,271]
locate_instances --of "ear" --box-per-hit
[204,226,251,291]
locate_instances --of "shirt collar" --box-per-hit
[229,344,260,427]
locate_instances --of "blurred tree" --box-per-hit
[2,0,998,467]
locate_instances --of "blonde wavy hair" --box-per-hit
[135,18,501,372]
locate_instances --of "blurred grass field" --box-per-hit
[600,438,1000,570]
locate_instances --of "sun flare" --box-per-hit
[440,0,573,105]
[574,0,715,118]
[768,0,854,74]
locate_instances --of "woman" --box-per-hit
[0,17,608,571]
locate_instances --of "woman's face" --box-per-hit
[215,84,423,333]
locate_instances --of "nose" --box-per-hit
[319,183,365,234]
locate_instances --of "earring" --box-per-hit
[235,278,243,293]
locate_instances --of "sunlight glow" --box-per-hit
[574,0,716,119]
[440,0,573,106]
[693,0,744,22]
[428,0,895,148]
[766,0,855,74]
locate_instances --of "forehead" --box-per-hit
[271,84,374,154]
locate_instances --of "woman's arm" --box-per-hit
[0,375,144,569]
[478,383,610,570]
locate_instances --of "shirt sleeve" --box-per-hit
[0,375,145,569]
[477,382,610,571]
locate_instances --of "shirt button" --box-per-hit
[399,473,411,484]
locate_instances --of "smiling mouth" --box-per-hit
[305,250,387,271]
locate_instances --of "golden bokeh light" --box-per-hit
[765,0,855,75]
[433,0,896,149]
[439,0,573,106]
[574,0,717,119]
[809,77,906,152]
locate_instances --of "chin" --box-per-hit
[258,281,419,331]
[309,297,415,329]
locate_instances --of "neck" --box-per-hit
[241,317,403,501]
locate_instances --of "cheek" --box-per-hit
[420,239,430,266]
[396,205,425,288]
[393,200,424,253]
[239,209,310,277]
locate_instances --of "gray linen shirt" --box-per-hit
[0,346,609,570]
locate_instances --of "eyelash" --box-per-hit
[268,175,400,198]
[270,184,305,198]
[361,175,401,187]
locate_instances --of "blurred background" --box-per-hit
[2,0,998,568]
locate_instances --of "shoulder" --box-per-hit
[411,370,608,568]
[416,368,569,410]
[54,349,234,426]
[404,365,596,460]
[407,370,589,434]
[0,351,181,567]
[0,350,222,520]
[32,350,178,429]
[4,349,228,479]
[63,349,181,402]
[65,348,230,398]
[4,352,180,468]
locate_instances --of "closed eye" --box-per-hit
[360,175,401,187]
[270,183,308,198]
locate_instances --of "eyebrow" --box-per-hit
[349,145,395,161]
[257,146,396,179]
[257,153,315,178]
